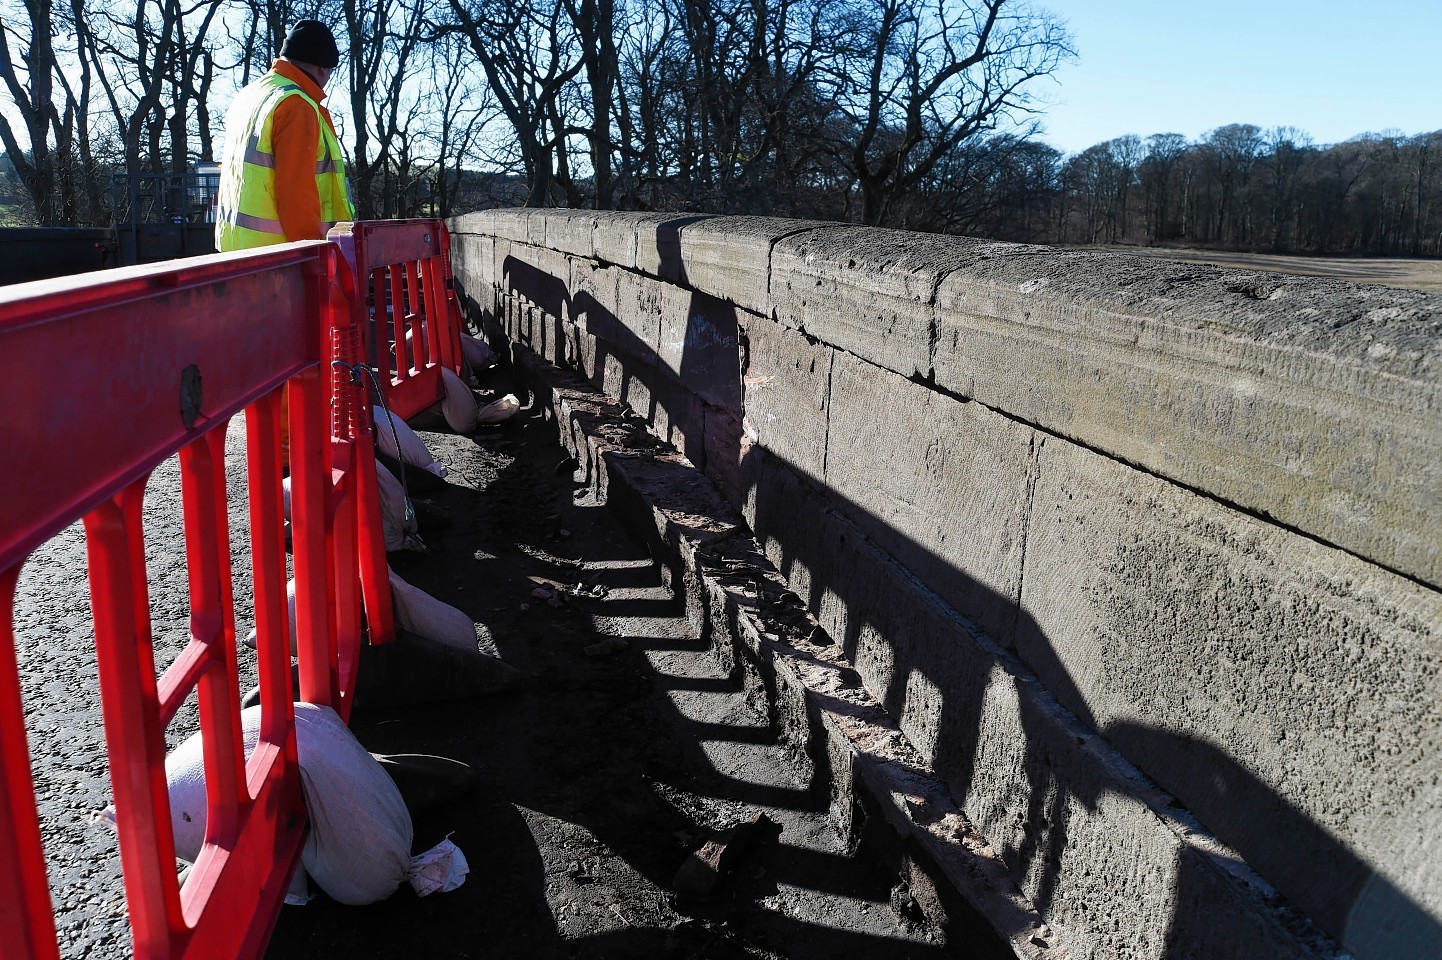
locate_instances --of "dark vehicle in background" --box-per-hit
[0,165,219,285]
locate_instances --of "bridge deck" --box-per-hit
[17,376,985,957]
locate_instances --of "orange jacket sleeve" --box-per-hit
[270,96,324,241]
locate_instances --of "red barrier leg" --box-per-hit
[0,567,60,960]
[86,483,185,956]
[245,389,300,744]
[178,431,247,863]
[288,367,336,708]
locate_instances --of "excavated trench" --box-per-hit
[15,359,1008,958]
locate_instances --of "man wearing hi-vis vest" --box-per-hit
[215,20,355,251]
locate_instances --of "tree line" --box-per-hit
[0,0,1070,226]
[990,125,1442,257]
[2,0,1438,258]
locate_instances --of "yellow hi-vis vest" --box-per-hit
[214,72,355,251]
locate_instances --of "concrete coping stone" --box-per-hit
[461,212,1442,386]
[656,216,829,317]
[450,208,530,243]
[933,245,1442,385]
[591,211,692,272]
[537,210,598,259]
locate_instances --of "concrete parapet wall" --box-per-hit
[450,208,1442,960]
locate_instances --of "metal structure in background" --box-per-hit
[0,239,383,959]
[111,167,221,267]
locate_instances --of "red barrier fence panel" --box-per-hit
[0,242,361,959]
[328,230,398,655]
[337,220,465,423]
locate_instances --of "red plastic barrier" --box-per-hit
[328,229,397,658]
[0,241,374,959]
[338,219,465,422]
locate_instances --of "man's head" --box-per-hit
[280,19,340,86]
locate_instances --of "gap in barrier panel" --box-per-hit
[370,270,400,382]
[142,436,260,755]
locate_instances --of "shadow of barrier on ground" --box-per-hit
[444,215,1442,960]
[262,410,965,959]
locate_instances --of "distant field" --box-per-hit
[1086,246,1442,292]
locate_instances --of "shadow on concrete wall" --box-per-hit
[480,228,1441,960]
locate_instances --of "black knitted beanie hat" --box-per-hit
[280,20,340,68]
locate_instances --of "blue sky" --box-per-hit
[1031,0,1441,155]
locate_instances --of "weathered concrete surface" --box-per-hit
[658,216,818,318]
[769,225,966,382]
[448,209,1442,960]
[1018,433,1442,957]
[591,211,682,272]
[823,349,1036,645]
[538,208,596,259]
[932,251,1442,590]
[508,343,1347,960]
[738,314,833,486]
[739,444,1351,960]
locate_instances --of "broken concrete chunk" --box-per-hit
[671,812,775,900]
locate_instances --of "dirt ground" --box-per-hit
[261,382,989,959]
[1085,245,1442,291]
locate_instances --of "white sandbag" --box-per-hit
[477,394,521,424]
[408,837,469,896]
[439,367,479,433]
[162,703,413,906]
[389,567,477,652]
[242,578,298,654]
[373,405,447,478]
[390,322,430,364]
[460,333,496,370]
[375,461,424,552]
[296,433,430,547]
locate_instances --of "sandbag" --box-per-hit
[477,394,521,424]
[373,405,447,478]
[242,578,298,653]
[163,703,413,906]
[375,461,424,552]
[389,567,477,652]
[460,333,496,371]
[439,367,479,434]
[394,325,431,370]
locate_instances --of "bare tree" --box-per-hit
[559,0,616,207]
[443,0,584,207]
[1138,132,1187,242]
[614,0,858,214]
[841,0,1071,226]
[0,0,63,221]
[400,29,496,217]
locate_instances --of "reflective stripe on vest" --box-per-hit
[214,73,356,251]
